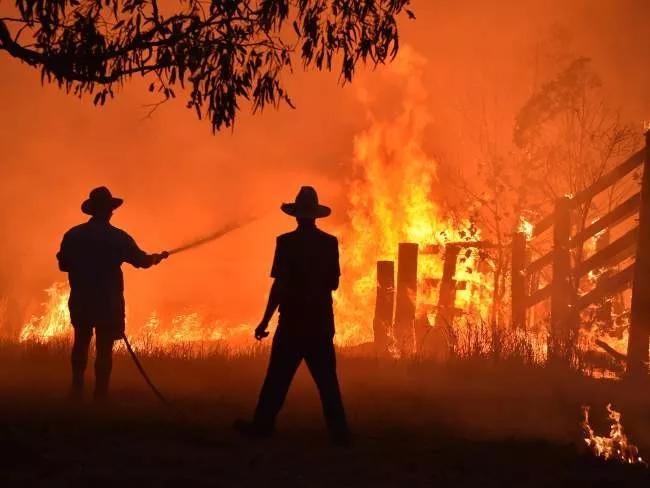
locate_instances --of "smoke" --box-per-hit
[1,0,649,337]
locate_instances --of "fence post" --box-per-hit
[628,130,650,377]
[373,260,395,354]
[435,244,461,329]
[511,232,527,329]
[550,196,573,359]
[394,243,418,355]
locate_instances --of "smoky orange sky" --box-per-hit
[1,0,649,339]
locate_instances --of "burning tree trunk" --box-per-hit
[394,243,418,355]
[627,131,650,377]
[373,260,395,354]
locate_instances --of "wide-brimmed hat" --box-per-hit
[281,186,331,219]
[81,186,123,215]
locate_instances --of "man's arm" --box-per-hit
[256,236,285,340]
[255,279,282,340]
[122,233,168,268]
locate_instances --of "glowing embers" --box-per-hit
[582,403,646,465]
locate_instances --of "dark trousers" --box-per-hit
[254,335,349,439]
[71,326,115,397]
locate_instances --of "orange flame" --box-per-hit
[582,404,646,465]
[19,283,71,342]
[18,283,254,351]
[334,47,493,346]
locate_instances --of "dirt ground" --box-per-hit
[1,343,649,487]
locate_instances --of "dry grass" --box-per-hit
[1,339,649,486]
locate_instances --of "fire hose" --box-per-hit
[122,217,256,410]
[122,333,173,407]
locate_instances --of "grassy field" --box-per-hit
[1,341,649,487]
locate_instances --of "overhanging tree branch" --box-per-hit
[0,0,414,132]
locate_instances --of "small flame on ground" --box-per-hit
[582,404,646,466]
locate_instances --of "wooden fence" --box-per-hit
[372,131,650,374]
[373,239,496,355]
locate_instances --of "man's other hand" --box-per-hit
[254,322,270,341]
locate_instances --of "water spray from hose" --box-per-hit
[167,216,257,256]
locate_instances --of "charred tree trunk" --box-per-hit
[511,231,527,329]
[394,243,418,355]
[373,260,395,354]
[627,131,650,377]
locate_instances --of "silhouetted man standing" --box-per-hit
[57,187,168,401]
[235,186,350,445]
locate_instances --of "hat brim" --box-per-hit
[281,203,331,219]
[81,197,123,215]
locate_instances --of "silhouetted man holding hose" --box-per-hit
[235,186,350,446]
[57,187,168,401]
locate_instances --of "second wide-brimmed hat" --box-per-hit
[281,186,331,219]
[81,186,123,215]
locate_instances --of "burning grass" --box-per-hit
[12,281,631,382]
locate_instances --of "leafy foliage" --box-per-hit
[513,58,599,149]
[513,57,638,202]
[0,0,413,131]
